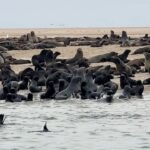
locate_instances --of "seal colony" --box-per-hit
[0,30,150,103]
[1,30,150,52]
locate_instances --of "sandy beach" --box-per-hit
[0,28,147,88]
[0,27,150,91]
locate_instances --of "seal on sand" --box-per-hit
[108,56,133,76]
[88,52,118,63]
[144,52,150,72]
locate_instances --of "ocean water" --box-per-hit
[0,93,150,150]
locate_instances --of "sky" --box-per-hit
[0,0,149,28]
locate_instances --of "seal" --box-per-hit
[40,81,55,99]
[127,58,145,70]
[88,52,118,63]
[143,78,150,85]
[131,80,144,97]
[132,46,150,55]
[85,70,97,93]
[29,76,42,93]
[43,122,49,132]
[19,77,29,90]
[119,85,131,99]
[120,74,130,89]
[55,76,81,100]
[65,48,83,64]
[0,114,5,125]
[95,73,113,85]
[108,56,133,76]
[144,52,150,72]
[118,49,131,63]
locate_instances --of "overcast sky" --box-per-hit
[0,0,149,28]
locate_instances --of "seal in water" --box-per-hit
[0,114,5,125]
[43,122,49,132]
[55,76,81,100]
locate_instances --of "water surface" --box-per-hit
[0,94,150,150]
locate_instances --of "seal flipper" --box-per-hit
[43,122,49,132]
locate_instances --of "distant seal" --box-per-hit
[88,52,118,63]
[55,76,81,100]
[121,31,130,47]
[144,52,150,72]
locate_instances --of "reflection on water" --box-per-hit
[0,94,150,150]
